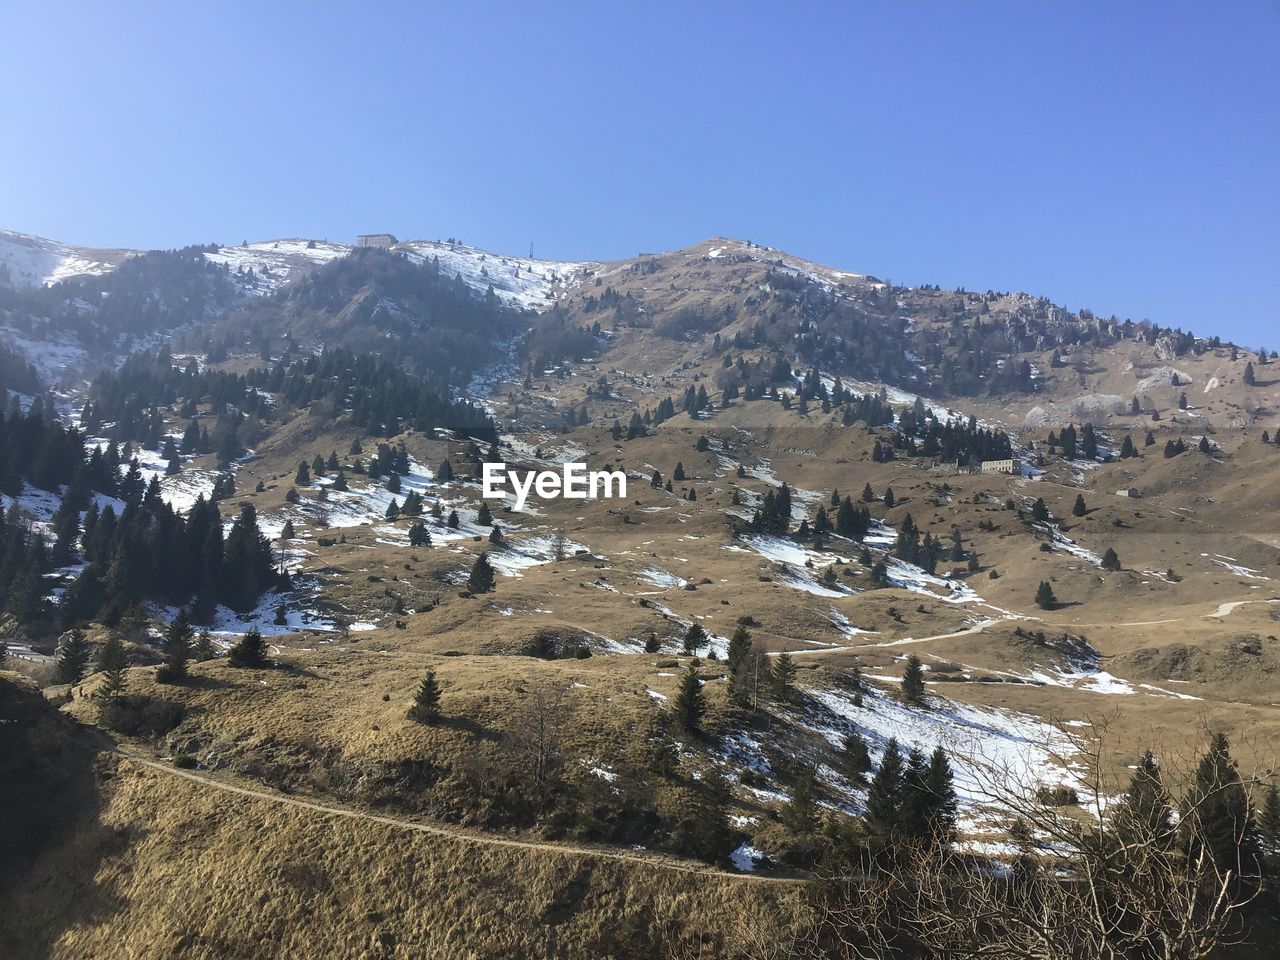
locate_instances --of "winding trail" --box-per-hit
[769,594,1279,658]
[112,747,802,886]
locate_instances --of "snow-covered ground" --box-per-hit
[0,324,90,382]
[0,229,132,287]
[1205,553,1269,581]
[808,685,1085,839]
[203,239,351,292]
[397,239,593,311]
[0,227,590,315]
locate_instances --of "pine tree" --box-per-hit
[783,765,819,837]
[643,631,661,654]
[1120,435,1137,458]
[1032,497,1050,523]
[771,652,797,699]
[902,654,927,705]
[1258,784,1280,869]
[476,502,493,526]
[194,629,215,661]
[1112,750,1174,849]
[1035,580,1058,610]
[228,627,267,668]
[672,663,705,734]
[408,521,431,547]
[1072,494,1087,517]
[1182,732,1257,874]
[159,609,193,682]
[922,746,958,844]
[678,767,732,863]
[1101,547,1121,571]
[900,747,932,838]
[408,669,441,724]
[839,730,873,784]
[468,552,495,593]
[56,627,91,684]
[861,482,875,503]
[93,632,127,715]
[1244,362,1256,386]
[683,623,708,655]
[865,738,905,843]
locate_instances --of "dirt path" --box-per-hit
[113,748,801,886]
[778,594,1279,658]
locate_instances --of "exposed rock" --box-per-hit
[1024,395,1127,430]
[1135,365,1194,392]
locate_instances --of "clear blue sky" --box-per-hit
[2,1,1276,344]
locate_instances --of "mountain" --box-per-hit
[0,229,136,287]
[3,224,1279,959]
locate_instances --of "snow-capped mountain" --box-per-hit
[1,228,593,312]
[0,229,135,287]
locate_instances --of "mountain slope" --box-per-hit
[0,229,135,287]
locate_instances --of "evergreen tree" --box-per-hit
[902,653,927,705]
[468,552,496,593]
[476,502,493,526]
[1182,732,1258,875]
[227,627,267,668]
[1244,362,1256,386]
[159,609,193,682]
[682,623,708,655]
[56,627,91,684]
[164,437,182,476]
[194,629,215,661]
[677,767,732,863]
[1101,547,1121,571]
[1258,784,1280,871]
[838,730,873,784]
[1031,497,1050,523]
[922,746,958,844]
[783,765,819,837]
[900,747,933,838]
[408,521,431,547]
[408,669,441,724]
[1072,494,1087,517]
[865,738,905,843]
[1035,580,1058,610]
[1112,750,1175,849]
[93,632,127,715]
[672,663,705,734]
[771,652,797,699]
[1120,435,1137,458]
